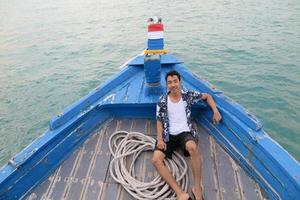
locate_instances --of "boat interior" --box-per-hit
[26,118,268,200]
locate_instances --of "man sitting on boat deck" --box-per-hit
[152,70,222,200]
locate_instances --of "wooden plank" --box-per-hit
[131,119,146,133]
[196,124,219,200]
[79,129,106,200]
[118,119,146,200]
[146,119,159,183]
[62,147,88,199]
[104,119,122,184]
[213,138,241,200]
[47,145,82,199]
[149,120,157,136]
[101,120,122,187]
[90,129,109,180]
[49,150,79,200]
[118,118,134,132]
[238,166,264,200]
[26,119,268,200]
[89,127,110,181]
[97,120,116,179]
[27,125,107,199]
[63,127,104,199]
[144,120,152,136]
[26,167,60,200]
[100,183,121,200]
[129,119,147,181]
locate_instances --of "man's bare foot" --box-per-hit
[192,187,203,200]
[177,192,190,200]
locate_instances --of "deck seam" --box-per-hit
[103,120,121,183]
[146,120,151,135]
[139,146,148,182]
[211,137,222,200]
[61,145,85,199]
[96,181,104,200]
[119,119,137,200]
[79,128,105,199]
[98,182,108,199]
[43,166,62,199]
[117,184,123,200]
[27,119,269,200]
[232,159,245,200]
[98,120,116,199]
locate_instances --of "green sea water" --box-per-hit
[0,0,299,166]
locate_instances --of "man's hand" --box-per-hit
[157,139,166,150]
[201,93,222,125]
[213,110,222,125]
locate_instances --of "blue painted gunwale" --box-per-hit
[0,53,299,200]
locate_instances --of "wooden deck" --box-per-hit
[26,118,267,200]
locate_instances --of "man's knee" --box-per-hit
[152,151,164,167]
[185,141,198,155]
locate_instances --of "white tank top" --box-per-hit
[167,96,190,135]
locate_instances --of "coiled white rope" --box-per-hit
[108,131,189,200]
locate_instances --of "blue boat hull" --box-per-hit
[0,53,299,199]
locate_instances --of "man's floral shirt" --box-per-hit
[156,90,203,142]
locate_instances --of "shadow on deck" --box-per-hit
[27,118,267,200]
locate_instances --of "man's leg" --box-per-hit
[152,150,190,200]
[185,140,203,200]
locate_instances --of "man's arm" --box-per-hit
[201,93,222,124]
[156,121,166,150]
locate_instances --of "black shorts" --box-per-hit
[154,132,198,159]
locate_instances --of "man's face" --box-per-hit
[167,75,181,94]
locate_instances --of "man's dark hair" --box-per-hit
[165,70,181,82]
